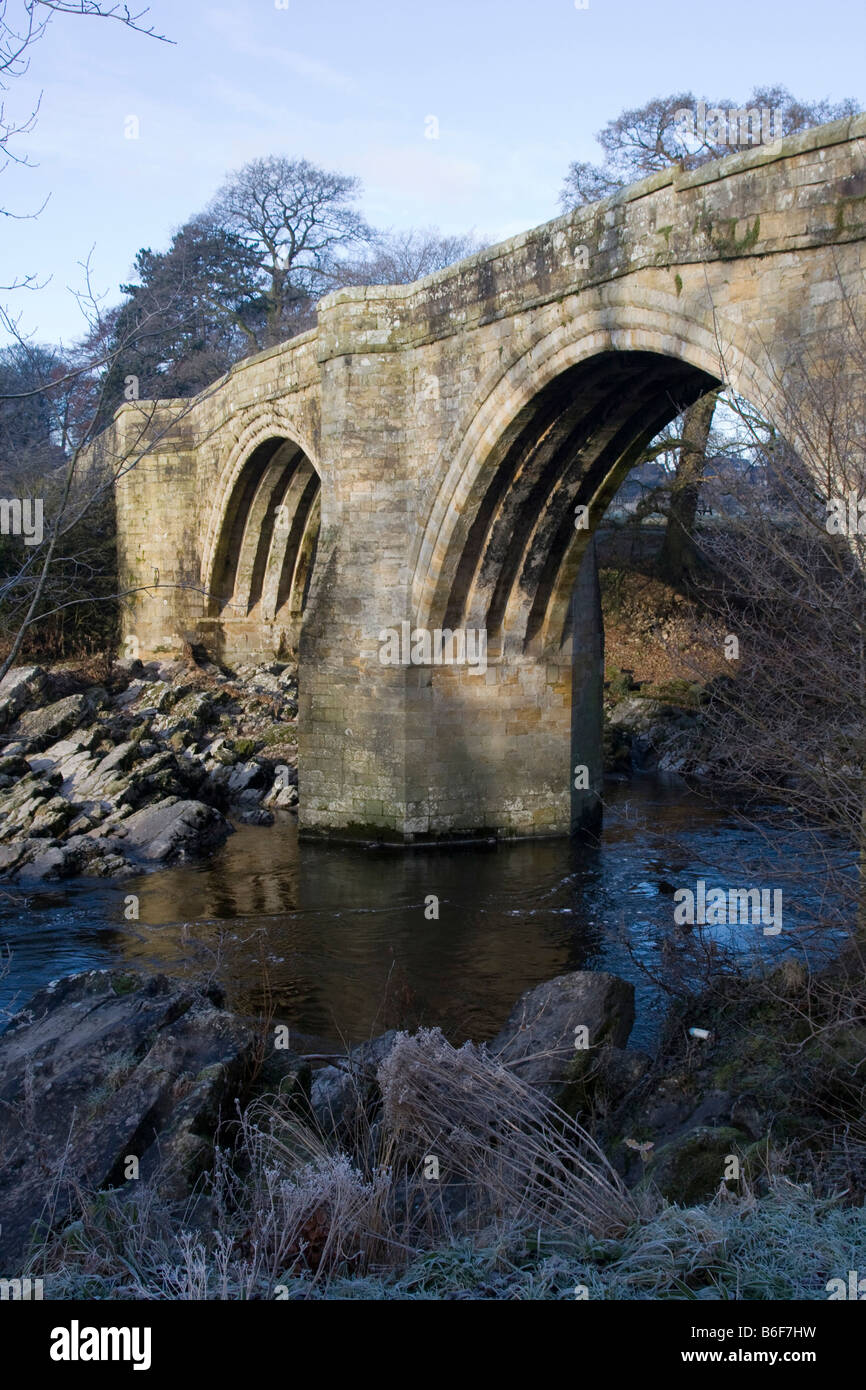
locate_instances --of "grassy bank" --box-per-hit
[21,961,866,1301]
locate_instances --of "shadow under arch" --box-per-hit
[410,297,784,659]
[202,432,321,665]
[423,349,718,662]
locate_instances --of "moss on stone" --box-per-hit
[652,1125,748,1204]
[111,973,140,997]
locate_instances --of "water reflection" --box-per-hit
[0,777,845,1048]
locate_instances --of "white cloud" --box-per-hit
[202,8,357,93]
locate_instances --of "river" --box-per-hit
[0,775,845,1049]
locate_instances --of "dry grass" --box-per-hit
[600,567,728,694]
[378,1028,638,1239]
[27,1026,638,1298]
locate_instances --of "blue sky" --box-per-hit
[1,0,862,346]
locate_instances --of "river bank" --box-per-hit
[0,655,299,883]
[1,952,862,1298]
[0,652,859,1300]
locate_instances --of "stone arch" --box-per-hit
[202,414,321,661]
[410,297,781,658]
[201,412,320,596]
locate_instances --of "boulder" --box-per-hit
[0,839,32,874]
[488,970,635,1103]
[593,1044,652,1100]
[605,697,704,773]
[310,1064,356,1133]
[8,692,101,750]
[0,772,60,841]
[40,728,103,761]
[113,680,148,709]
[226,759,267,795]
[15,843,70,882]
[113,657,144,677]
[0,664,50,732]
[0,970,258,1264]
[154,691,218,738]
[255,1043,312,1104]
[58,833,131,878]
[117,751,190,808]
[91,739,140,781]
[607,697,668,732]
[650,1124,749,1204]
[310,1030,400,1137]
[113,796,232,863]
[271,785,299,809]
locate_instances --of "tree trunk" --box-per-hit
[657,391,719,587]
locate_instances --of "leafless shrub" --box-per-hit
[647,289,866,950]
[378,1028,639,1239]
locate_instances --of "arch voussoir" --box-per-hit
[411,290,777,637]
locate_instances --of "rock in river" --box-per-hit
[487,969,635,1105]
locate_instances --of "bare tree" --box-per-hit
[673,299,866,944]
[1,1,169,222]
[208,157,374,348]
[655,388,721,584]
[559,87,860,212]
[330,226,488,288]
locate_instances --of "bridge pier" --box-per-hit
[298,539,604,844]
[299,655,601,843]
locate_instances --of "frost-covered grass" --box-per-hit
[296,1182,865,1301]
[33,1180,864,1301]
[26,1028,865,1301]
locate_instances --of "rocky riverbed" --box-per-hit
[0,656,300,883]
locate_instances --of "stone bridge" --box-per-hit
[106,115,866,843]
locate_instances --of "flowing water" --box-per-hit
[0,775,844,1049]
